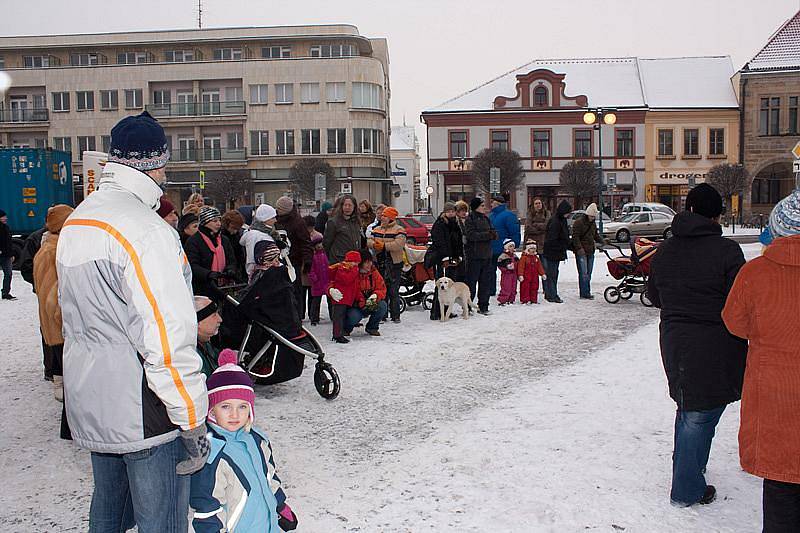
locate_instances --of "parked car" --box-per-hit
[617,202,676,219]
[396,216,430,245]
[410,212,435,233]
[566,210,612,229]
[602,211,674,242]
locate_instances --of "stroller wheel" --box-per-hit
[314,361,340,400]
[619,287,633,300]
[422,292,434,310]
[398,296,407,315]
[640,290,654,307]
[604,286,621,304]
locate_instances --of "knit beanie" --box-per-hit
[206,349,255,426]
[584,203,599,218]
[470,197,484,211]
[254,239,281,266]
[685,183,723,219]
[275,196,294,216]
[443,201,456,212]
[156,195,176,219]
[108,111,169,171]
[177,213,198,233]
[254,204,277,222]
[0,209,6,218]
[45,204,74,233]
[503,238,515,250]
[198,206,221,226]
[345,250,361,263]
[492,194,506,204]
[769,189,800,238]
[383,207,399,219]
[320,201,333,212]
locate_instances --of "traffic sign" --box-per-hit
[792,141,800,159]
[794,161,800,173]
[199,170,206,190]
[489,167,501,195]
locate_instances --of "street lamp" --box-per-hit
[582,108,617,233]
[426,185,434,213]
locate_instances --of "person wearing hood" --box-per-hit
[55,111,209,532]
[185,206,241,298]
[240,203,281,279]
[571,203,607,299]
[367,206,407,322]
[275,196,314,321]
[463,197,497,315]
[488,195,521,297]
[722,189,800,530]
[315,200,333,235]
[647,183,747,508]
[542,200,572,303]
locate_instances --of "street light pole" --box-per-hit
[583,108,617,235]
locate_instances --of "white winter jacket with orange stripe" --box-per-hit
[57,162,208,453]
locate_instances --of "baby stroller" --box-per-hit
[398,244,435,313]
[215,279,340,400]
[602,238,659,307]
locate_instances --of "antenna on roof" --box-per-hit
[198,0,203,29]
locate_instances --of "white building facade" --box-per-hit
[388,125,420,214]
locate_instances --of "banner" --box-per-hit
[82,151,108,198]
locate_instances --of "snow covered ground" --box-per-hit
[0,244,764,532]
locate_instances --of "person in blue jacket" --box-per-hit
[488,195,520,297]
[190,349,298,532]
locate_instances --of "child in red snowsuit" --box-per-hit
[497,238,519,305]
[328,250,362,343]
[517,240,546,304]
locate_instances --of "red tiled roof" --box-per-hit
[745,10,800,71]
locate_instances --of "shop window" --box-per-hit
[657,129,673,157]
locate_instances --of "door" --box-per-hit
[632,213,652,237]
[10,97,28,122]
[176,92,195,116]
[201,90,220,115]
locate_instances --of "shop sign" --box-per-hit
[656,171,708,183]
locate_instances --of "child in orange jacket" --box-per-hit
[327,250,362,343]
[517,240,546,304]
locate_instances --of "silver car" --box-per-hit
[602,212,674,242]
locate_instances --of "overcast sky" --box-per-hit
[2,0,798,181]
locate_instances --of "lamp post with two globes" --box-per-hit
[582,108,617,234]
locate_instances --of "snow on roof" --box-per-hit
[744,10,800,72]
[637,57,738,108]
[390,126,416,151]
[424,56,738,113]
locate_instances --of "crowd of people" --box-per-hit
[3,109,800,532]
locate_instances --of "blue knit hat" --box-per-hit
[108,111,170,171]
[769,189,800,238]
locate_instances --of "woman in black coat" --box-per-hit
[542,200,572,303]
[184,207,240,298]
[429,202,464,319]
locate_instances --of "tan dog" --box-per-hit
[436,277,478,321]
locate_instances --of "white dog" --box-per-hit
[436,277,478,321]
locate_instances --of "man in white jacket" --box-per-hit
[57,112,208,532]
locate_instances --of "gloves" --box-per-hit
[367,293,378,303]
[506,264,514,270]
[542,274,547,280]
[518,276,524,282]
[176,423,210,475]
[277,503,298,531]
[208,271,222,281]
[329,288,343,302]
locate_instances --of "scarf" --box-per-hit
[200,231,227,273]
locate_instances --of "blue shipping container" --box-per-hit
[0,148,73,235]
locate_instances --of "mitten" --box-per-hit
[518,276,524,282]
[207,271,222,281]
[506,264,514,270]
[329,288,343,302]
[367,293,378,303]
[277,503,298,531]
[176,423,210,475]
[542,274,547,280]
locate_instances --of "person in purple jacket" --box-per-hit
[307,224,330,326]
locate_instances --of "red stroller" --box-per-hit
[602,238,659,307]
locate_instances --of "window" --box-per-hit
[327,128,346,153]
[300,83,320,103]
[32,94,46,109]
[250,131,269,155]
[449,131,468,159]
[261,46,291,59]
[683,129,699,156]
[76,91,94,111]
[709,128,725,156]
[165,50,194,62]
[213,48,242,61]
[532,130,550,158]
[276,130,295,155]
[0,56,5,69]
[124,89,143,109]
[310,43,356,57]
[152,89,171,107]
[326,82,346,103]
[657,129,673,157]
[35,138,47,149]
[117,52,148,64]
[203,136,221,160]
[177,137,197,161]
[751,178,782,205]
[70,53,101,66]
[249,84,268,104]
[227,132,243,150]
[615,129,634,157]
[790,97,798,135]
[760,97,781,136]
[353,128,383,154]
[533,86,548,107]
[53,137,71,156]
[352,82,383,110]
[77,136,96,159]
[490,130,509,151]
[24,55,51,68]
[275,84,293,104]
[101,135,111,153]
[574,129,592,158]
[52,92,70,112]
[301,129,321,154]
[100,90,118,110]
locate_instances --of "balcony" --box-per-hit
[171,147,248,163]
[0,108,49,124]
[145,101,246,118]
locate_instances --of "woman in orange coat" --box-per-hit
[722,189,800,531]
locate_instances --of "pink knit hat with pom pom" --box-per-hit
[206,349,256,423]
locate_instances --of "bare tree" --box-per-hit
[559,160,598,208]
[471,148,525,196]
[706,163,749,219]
[288,159,337,203]
[203,170,252,210]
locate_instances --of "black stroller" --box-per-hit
[215,276,340,400]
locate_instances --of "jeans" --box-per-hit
[344,300,388,333]
[576,253,595,297]
[89,437,189,533]
[0,255,12,297]
[541,256,561,300]
[671,406,726,506]
[466,257,493,311]
[383,262,403,320]
[763,478,800,532]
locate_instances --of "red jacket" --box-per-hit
[357,266,387,308]
[328,261,360,306]
[517,252,545,279]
